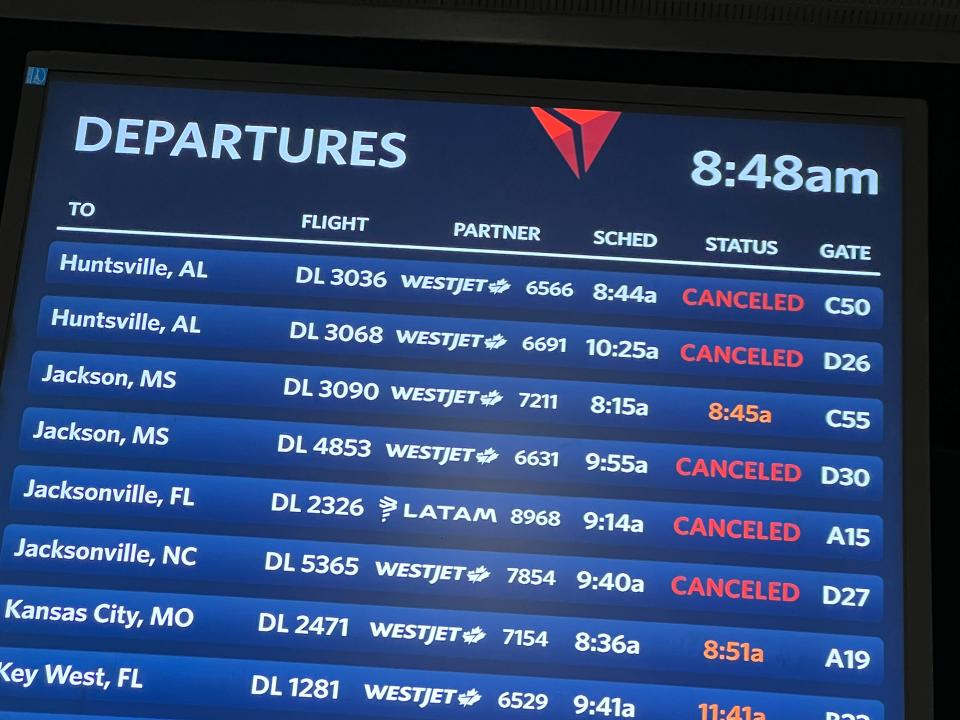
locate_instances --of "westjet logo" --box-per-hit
[530,108,621,178]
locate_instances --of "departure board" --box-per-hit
[0,56,929,720]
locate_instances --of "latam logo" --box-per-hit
[530,108,621,178]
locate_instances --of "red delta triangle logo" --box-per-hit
[530,107,622,178]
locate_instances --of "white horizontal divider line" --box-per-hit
[55,225,882,278]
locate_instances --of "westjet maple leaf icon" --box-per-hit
[530,107,622,178]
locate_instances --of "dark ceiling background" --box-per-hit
[299,0,960,30]
[4,0,960,61]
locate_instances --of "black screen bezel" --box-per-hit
[0,50,932,718]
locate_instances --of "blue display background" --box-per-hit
[0,74,902,719]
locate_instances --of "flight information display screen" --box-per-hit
[0,56,927,720]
